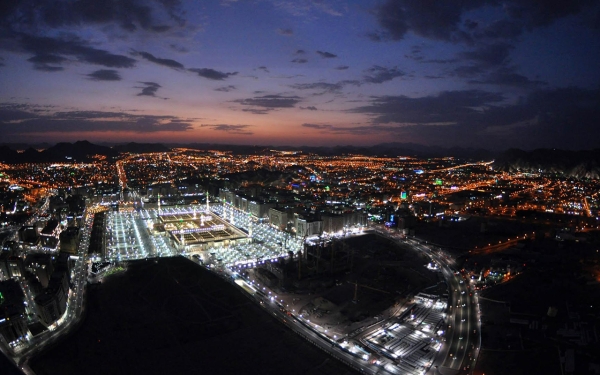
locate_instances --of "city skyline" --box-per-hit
[1,0,599,150]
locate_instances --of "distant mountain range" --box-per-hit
[1,141,599,178]
[0,141,167,163]
[164,142,496,160]
[493,148,600,179]
[1,141,495,161]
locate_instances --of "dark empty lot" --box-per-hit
[31,257,355,375]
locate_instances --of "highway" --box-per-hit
[370,230,481,375]
[407,239,481,375]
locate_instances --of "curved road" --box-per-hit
[406,239,481,375]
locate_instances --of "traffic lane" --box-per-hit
[259,299,379,375]
[441,271,460,366]
[449,275,475,371]
[411,247,463,369]
[454,278,471,369]
[441,271,472,369]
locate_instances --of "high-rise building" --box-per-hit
[35,271,69,327]
[0,279,30,344]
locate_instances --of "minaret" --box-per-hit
[230,203,235,225]
[193,206,197,219]
[249,220,253,238]
[157,193,161,212]
[206,192,210,213]
[180,231,186,249]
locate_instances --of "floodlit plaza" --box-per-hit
[105,204,303,268]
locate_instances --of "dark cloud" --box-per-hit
[363,66,405,84]
[19,35,136,68]
[347,88,600,150]
[291,82,344,93]
[422,58,458,64]
[291,58,308,64]
[372,0,597,44]
[169,44,189,53]
[365,32,383,42]
[33,64,64,72]
[459,43,514,68]
[151,25,171,33]
[478,20,524,40]
[295,49,306,55]
[234,94,301,113]
[136,82,166,98]
[201,124,253,135]
[290,80,360,94]
[453,65,485,78]
[464,19,478,30]
[335,65,349,70]
[442,43,516,81]
[27,54,66,64]
[0,106,193,134]
[1,0,186,34]
[277,28,294,36]
[87,69,121,81]
[0,104,43,122]
[316,50,337,58]
[349,90,505,124]
[300,106,318,111]
[504,0,596,29]
[405,45,460,65]
[404,46,424,61]
[374,0,482,41]
[242,108,269,115]
[131,50,184,69]
[256,66,269,73]
[302,123,399,135]
[189,68,238,80]
[215,85,237,92]
[302,123,331,130]
[469,67,546,88]
[273,1,343,17]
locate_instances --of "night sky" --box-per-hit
[1,0,599,150]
